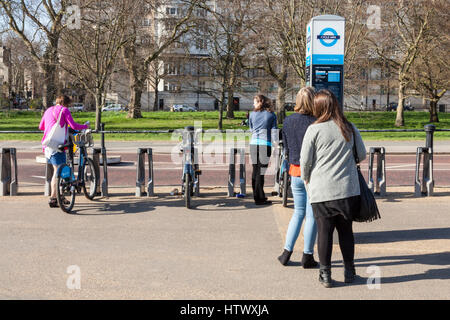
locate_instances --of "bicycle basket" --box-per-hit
[73,130,93,147]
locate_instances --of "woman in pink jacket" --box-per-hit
[39,95,89,207]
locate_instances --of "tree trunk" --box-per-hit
[95,90,103,132]
[429,99,439,123]
[226,88,234,119]
[395,81,405,127]
[218,101,224,131]
[41,62,57,109]
[276,65,287,125]
[128,75,144,118]
[153,85,159,112]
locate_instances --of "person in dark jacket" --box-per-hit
[277,87,318,268]
[249,95,277,205]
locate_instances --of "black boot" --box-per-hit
[344,261,356,283]
[301,253,319,269]
[277,249,292,266]
[319,266,332,288]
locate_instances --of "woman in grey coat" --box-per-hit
[300,89,366,288]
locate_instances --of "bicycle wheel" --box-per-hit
[282,171,289,207]
[83,157,99,200]
[184,173,191,209]
[57,164,76,213]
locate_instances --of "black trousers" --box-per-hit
[313,211,355,269]
[250,144,272,203]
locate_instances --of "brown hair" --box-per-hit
[295,87,315,115]
[55,95,72,107]
[254,94,273,112]
[313,89,352,141]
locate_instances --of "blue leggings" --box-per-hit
[284,176,317,254]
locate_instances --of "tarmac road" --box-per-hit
[1,140,449,300]
[10,149,450,189]
[0,186,449,299]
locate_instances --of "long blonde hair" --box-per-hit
[295,87,315,115]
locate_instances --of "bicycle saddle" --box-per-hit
[58,143,71,152]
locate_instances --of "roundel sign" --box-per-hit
[317,28,340,47]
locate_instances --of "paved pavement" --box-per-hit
[0,185,449,300]
[1,139,449,300]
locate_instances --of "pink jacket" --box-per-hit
[39,105,88,152]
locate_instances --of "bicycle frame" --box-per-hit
[67,132,90,189]
[274,139,290,196]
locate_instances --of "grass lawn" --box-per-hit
[0,110,449,141]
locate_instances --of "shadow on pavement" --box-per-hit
[73,201,155,216]
[379,191,450,202]
[65,191,274,214]
[355,228,450,243]
[331,252,450,286]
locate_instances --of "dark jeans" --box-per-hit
[250,144,272,203]
[314,214,355,269]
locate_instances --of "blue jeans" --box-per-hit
[284,176,317,254]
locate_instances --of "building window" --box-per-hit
[164,82,181,92]
[166,7,178,15]
[198,81,206,92]
[196,8,207,17]
[195,38,208,50]
[143,18,151,27]
[164,63,181,75]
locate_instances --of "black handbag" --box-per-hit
[351,128,381,222]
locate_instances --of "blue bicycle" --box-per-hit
[56,128,99,213]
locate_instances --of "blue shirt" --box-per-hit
[249,111,278,146]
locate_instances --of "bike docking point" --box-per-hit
[228,148,246,197]
[415,125,436,197]
[0,148,18,196]
[368,147,387,196]
[136,148,154,197]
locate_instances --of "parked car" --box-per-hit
[284,103,295,111]
[171,104,197,112]
[102,104,124,112]
[69,103,85,112]
[385,102,414,111]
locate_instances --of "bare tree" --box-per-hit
[197,0,253,126]
[2,34,37,101]
[121,0,199,118]
[59,0,131,130]
[369,0,433,126]
[259,0,368,113]
[410,0,449,122]
[0,0,73,109]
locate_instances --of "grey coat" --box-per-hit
[300,120,366,203]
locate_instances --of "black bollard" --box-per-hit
[92,148,102,196]
[101,123,108,197]
[424,124,435,150]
